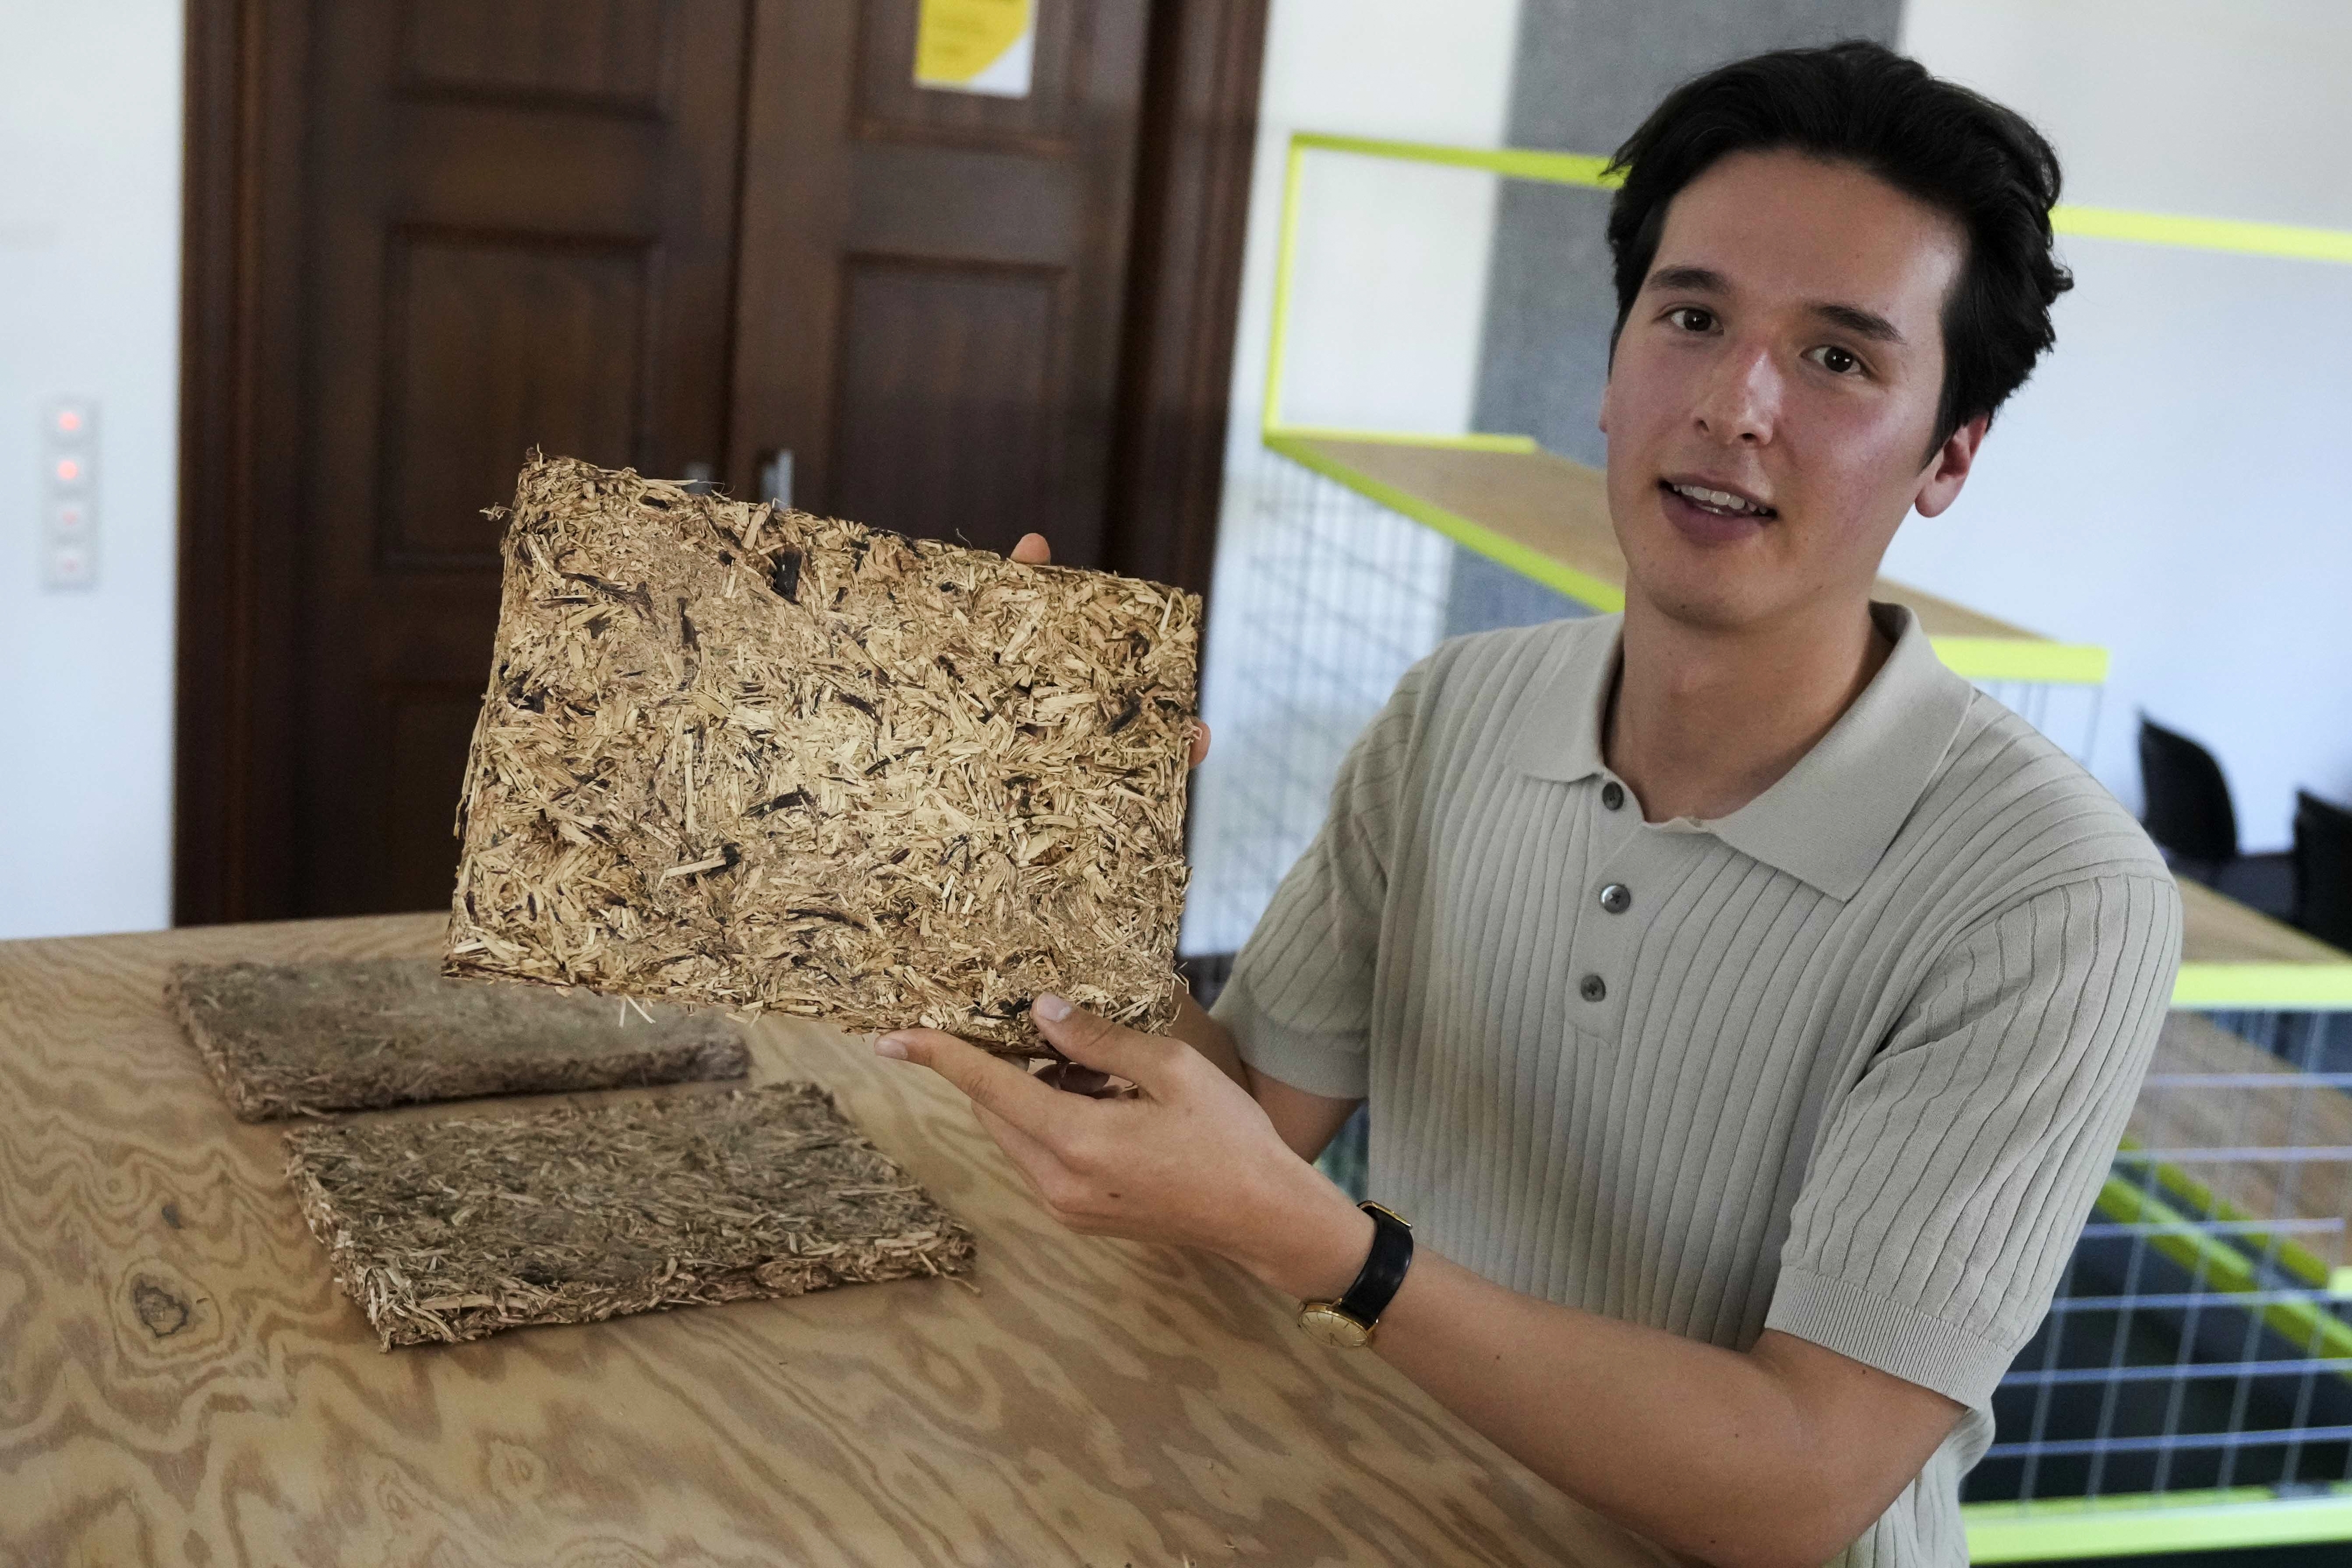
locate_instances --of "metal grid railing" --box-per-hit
[1181,447,1456,961]
[1970,1007,2352,1509]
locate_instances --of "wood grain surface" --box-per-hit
[2179,875,2352,968]
[2,914,1644,1566]
[1300,436,2054,645]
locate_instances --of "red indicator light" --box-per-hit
[55,410,81,434]
[54,458,80,483]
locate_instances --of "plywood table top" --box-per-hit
[1,913,1627,1566]
[1273,434,2111,685]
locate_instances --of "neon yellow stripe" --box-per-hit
[1270,430,2110,680]
[1926,636,2108,685]
[2121,1132,2347,1296]
[1287,131,2352,266]
[1263,140,1308,434]
[1964,1489,2352,1561]
[1265,431,1625,611]
[2175,963,2352,1009]
[2055,204,2352,266]
[2093,1172,2352,1364]
[2140,1154,2338,1293]
[1290,131,1619,191]
[1266,424,1539,454]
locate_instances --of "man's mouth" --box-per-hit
[1659,479,1776,519]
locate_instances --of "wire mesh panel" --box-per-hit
[1968,1007,2352,1513]
[1182,448,1455,960]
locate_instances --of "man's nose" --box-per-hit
[1693,341,1778,446]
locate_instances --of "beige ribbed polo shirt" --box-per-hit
[1212,605,2181,1568]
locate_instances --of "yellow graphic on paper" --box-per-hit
[915,0,1035,99]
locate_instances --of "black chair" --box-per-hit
[2137,715,2296,918]
[2294,790,2352,953]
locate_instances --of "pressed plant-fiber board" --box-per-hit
[283,1081,976,1349]
[168,957,748,1121]
[445,454,1201,1054]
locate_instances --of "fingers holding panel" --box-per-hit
[1030,996,1180,1092]
[875,1028,1074,1138]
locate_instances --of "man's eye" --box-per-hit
[1667,306,1715,332]
[1807,344,1864,375]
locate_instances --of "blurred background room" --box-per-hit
[3,2,2350,1561]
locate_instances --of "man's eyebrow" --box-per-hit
[1646,265,1908,346]
[1810,301,1905,345]
[1646,265,1727,294]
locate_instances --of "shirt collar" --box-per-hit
[1511,604,1977,901]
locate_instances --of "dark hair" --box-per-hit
[1605,40,2072,451]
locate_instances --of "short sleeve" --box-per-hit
[1765,872,2182,1406]
[1208,662,1427,1101]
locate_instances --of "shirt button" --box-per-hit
[1601,781,1625,811]
[1579,974,1607,1003]
[1599,883,1632,915]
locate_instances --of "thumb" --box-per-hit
[1030,993,1176,1091]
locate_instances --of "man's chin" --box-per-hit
[1620,562,1788,637]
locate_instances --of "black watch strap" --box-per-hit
[1335,1201,1414,1328]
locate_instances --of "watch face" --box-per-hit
[1297,1303,1372,1349]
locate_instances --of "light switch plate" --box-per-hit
[40,397,97,591]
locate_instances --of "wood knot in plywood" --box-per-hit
[131,1276,191,1338]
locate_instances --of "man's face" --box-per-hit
[1599,149,1983,636]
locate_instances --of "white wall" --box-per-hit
[1218,0,1526,463]
[1893,0,2352,848]
[0,0,183,938]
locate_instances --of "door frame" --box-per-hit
[173,0,1265,925]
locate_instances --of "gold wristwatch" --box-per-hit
[1296,1201,1414,1349]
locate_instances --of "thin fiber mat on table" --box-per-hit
[169,957,748,1121]
[444,453,1201,1056]
[284,1081,975,1349]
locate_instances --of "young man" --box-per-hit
[878,41,2179,1568]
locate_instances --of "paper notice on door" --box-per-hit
[914,0,1035,98]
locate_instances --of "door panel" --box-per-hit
[379,232,650,567]
[831,258,1060,547]
[381,688,487,915]
[731,0,1150,565]
[297,0,746,916]
[402,0,671,109]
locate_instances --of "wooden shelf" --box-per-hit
[2177,878,2352,1008]
[1268,431,2112,685]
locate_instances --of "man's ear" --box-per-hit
[1914,413,1989,519]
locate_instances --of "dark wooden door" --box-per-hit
[297,1,749,916]
[728,0,1149,565]
[177,0,1264,925]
